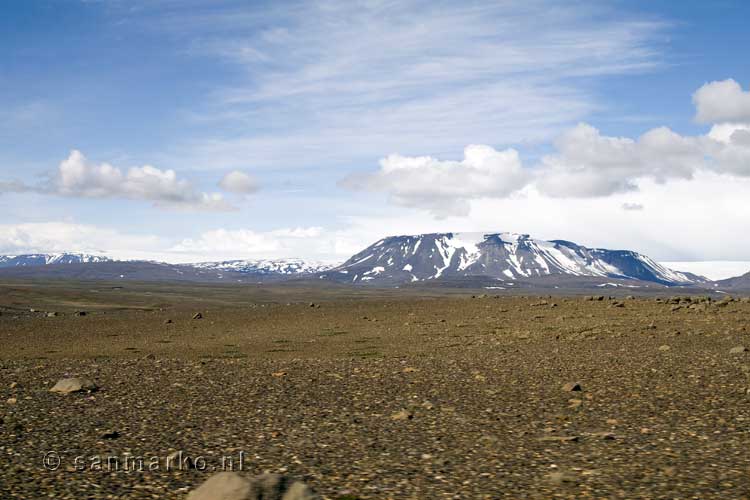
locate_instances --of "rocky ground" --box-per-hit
[1,283,750,498]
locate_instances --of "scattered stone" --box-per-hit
[562,382,582,392]
[164,319,173,324]
[730,346,748,354]
[187,472,318,500]
[546,470,578,485]
[6,398,17,405]
[101,430,120,440]
[46,312,58,318]
[402,367,418,373]
[658,345,671,352]
[192,312,203,320]
[590,431,616,440]
[73,311,87,317]
[272,371,288,378]
[391,409,413,421]
[538,435,579,443]
[50,377,98,394]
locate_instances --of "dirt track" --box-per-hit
[2,284,750,498]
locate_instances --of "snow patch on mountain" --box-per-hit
[326,232,707,286]
[0,253,111,267]
[186,258,333,275]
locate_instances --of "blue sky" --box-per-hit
[1,0,750,267]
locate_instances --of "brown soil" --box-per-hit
[1,281,749,498]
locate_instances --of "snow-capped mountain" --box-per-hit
[324,232,706,286]
[185,258,333,276]
[0,253,111,268]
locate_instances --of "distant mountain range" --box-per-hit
[186,258,332,275]
[0,233,747,292]
[321,233,707,286]
[0,253,111,267]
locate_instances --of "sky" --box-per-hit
[1,0,749,270]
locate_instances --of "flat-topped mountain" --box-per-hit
[323,232,706,286]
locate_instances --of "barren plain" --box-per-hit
[1,280,750,499]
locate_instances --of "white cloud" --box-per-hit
[344,78,750,212]
[0,222,164,261]
[169,226,330,262]
[341,145,530,217]
[147,0,666,170]
[536,124,705,197]
[53,150,233,211]
[335,170,750,262]
[0,222,336,263]
[693,79,750,124]
[218,170,259,194]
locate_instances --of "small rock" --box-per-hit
[590,431,616,440]
[402,367,418,373]
[562,382,582,392]
[101,430,120,440]
[50,377,98,394]
[547,470,578,485]
[46,312,58,317]
[658,345,671,352]
[6,398,17,405]
[390,409,413,421]
[164,319,173,324]
[538,435,579,443]
[192,312,203,320]
[272,371,288,378]
[73,311,87,317]
[730,346,748,354]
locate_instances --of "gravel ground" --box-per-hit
[2,291,750,498]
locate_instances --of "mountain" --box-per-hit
[0,253,111,268]
[713,271,750,291]
[322,232,707,286]
[185,258,333,276]
[0,255,332,283]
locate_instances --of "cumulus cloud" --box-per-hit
[344,78,750,214]
[169,226,329,261]
[340,145,530,217]
[53,150,233,210]
[0,222,164,261]
[535,124,705,197]
[693,79,750,124]
[0,222,336,263]
[219,170,259,194]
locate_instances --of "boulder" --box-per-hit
[187,472,318,500]
[50,377,98,394]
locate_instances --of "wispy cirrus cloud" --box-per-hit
[128,0,669,170]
